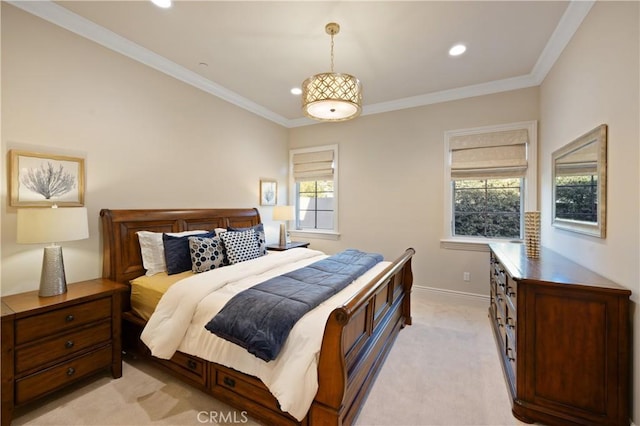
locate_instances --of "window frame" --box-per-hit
[442,121,537,251]
[289,144,340,240]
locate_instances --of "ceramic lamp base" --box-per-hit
[39,245,68,297]
[279,223,287,247]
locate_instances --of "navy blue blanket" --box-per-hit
[205,249,383,361]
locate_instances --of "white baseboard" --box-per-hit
[413,285,489,310]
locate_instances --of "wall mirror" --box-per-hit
[552,124,607,238]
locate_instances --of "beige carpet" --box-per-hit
[12,290,524,426]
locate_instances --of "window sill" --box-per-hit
[440,237,522,252]
[290,230,341,241]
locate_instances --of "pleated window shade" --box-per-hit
[450,129,528,179]
[555,141,598,175]
[292,150,334,182]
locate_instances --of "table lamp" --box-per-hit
[272,205,294,246]
[17,206,89,297]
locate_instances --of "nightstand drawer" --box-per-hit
[15,320,111,374]
[15,345,112,404]
[15,298,111,345]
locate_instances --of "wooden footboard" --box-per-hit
[311,248,414,425]
[100,208,415,426]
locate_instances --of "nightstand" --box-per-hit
[0,278,126,426]
[266,241,310,251]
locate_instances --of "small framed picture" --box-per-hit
[10,150,85,207]
[260,179,277,206]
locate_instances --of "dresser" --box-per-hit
[1,279,126,426]
[489,242,631,426]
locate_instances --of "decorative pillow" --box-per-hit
[219,229,261,264]
[227,223,267,256]
[189,235,226,273]
[137,230,208,276]
[163,231,215,275]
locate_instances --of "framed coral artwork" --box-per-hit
[10,150,85,207]
[259,179,277,206]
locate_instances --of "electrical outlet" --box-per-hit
[463,272,470,281]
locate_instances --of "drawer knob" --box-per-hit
[223,376,236,388]
[67,367,76,376]
[187,360,197,370]
[65,340,75,349]
[65,314,75,322]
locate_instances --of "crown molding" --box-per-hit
[530,0,595,84]
[7,0,290,127]
[9,0,593,129]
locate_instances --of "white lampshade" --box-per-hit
[273,205,294,221]
[17,207,89,297]
[17,207,89,244]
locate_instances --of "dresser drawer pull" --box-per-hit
[223,376,236,388]
[506,318,515,330]
[187,360,197,370]
[507,348,515,362]
[66,367,76,376]
[507,287,516,297]
[65,314,75,322]
[65,340,75,349]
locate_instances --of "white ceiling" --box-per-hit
[11,1,594,127]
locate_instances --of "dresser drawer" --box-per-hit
[15,298,111,345]
[15,345,112,404]
[15,320,111,374]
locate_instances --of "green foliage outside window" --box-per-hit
[454,178,522,238]
[554,175,597,222]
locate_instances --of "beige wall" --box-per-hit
[539,1,639,422]
[3,1,639,422]
[1,5,289,296]
[289,87,539,297]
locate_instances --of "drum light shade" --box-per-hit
[302,23,362,122]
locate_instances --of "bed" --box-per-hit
[100,208,415,425]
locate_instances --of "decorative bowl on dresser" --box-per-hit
[1,279,126,426]
[489,242,631,426]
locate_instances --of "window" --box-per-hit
[443,121,537,247]
[297,180,334,229]
[454,178,522,238]
[289,145,338,236]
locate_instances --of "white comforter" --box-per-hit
[141,248,390,421]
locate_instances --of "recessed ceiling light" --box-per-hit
[151,0,172,9]
[290,88,302,95]
[449,44,467,56]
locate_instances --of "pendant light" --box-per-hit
[302,22,362,122]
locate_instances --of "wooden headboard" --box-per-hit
[100,208,261,285]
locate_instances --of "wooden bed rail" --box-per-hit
[311,248,415,425]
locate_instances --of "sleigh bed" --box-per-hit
[100,208,415,425]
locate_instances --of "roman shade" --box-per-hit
[450,128,528,179]
[292,149,334,182]
[555,141,598,176]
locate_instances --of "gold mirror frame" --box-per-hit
[551,124,607,238]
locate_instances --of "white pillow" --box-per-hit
[137,230,207,276]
